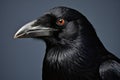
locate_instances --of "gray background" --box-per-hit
[1,0,120,80]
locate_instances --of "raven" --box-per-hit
[14,6,120,80]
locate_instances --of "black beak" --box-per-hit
[14,20,57,38]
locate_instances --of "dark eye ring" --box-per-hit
[56,18,65,26]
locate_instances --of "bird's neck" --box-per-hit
[44,35,107,69]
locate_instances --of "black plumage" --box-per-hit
[14,6,120,80]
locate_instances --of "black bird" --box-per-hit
[14,6,120,80]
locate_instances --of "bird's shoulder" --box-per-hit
[99,59,120,80]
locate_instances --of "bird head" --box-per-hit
[14,6,95,44]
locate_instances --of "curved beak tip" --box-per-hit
[14,35,17,39]
[14,31,25,39]
[14,32,18,39]
[14,34,20,39]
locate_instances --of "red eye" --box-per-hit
[56,19,65,26]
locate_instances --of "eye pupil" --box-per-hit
[56,19,65,26]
